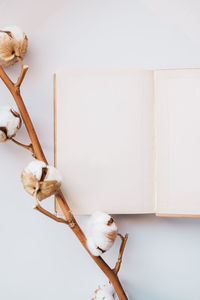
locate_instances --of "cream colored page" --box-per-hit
[155,69,200,215]
[55,70,154,215]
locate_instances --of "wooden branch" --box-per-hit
[113,233,128,275]
[33,201,69,225]
[11,138,34,154]
[0,63,128,300]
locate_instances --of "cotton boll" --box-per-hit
[88,211,118,249]
[92,218,118,250]
[46,165,62,183]
[0,25,28,67]
[91,223,115,251]
[92,283,116,300]
[0,106,21,142]
[87,211,118,256]
[87,237,103,256]
[24,160,46,180]
[21,160,62,201]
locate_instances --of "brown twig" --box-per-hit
[0,62,128,300]
[113,233,128,274]
[33,201,68,225]
[15,57,28,88]
[11,137,34,154]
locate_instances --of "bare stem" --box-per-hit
[113,233,128,275]
[11,137,34,154]
[15,57,28,88]
[33,201,68,225]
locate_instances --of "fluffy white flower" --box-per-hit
[21,160,62,201]
[87,211,118,256]
[46,165,62,182]
[0,106,21,142]
[92,283,116,300]
[0,25,28,67]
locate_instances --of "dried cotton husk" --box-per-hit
[86,211,118,256]
[21,160,62,201]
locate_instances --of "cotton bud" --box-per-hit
[0,106,21,142]
[21,160,62,201]
[86,211,118,256]
[0,25,28,67]
[92,283,116,300]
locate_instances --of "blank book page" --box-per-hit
[155,69,200,215]
[55,70,154,215]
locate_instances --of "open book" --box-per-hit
[54,69,200,217]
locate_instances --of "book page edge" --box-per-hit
[156,213,200,218]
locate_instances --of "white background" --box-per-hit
[0,0,200,299]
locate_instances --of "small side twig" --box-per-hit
[113,233,128,275]
[15,57,28,88]
[11,138,34,154]
[33,201,68,225]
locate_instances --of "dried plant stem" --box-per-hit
[0,64,128,300]
[11,137,34,153]
[113,233,128,275]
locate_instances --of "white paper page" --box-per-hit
[155,69,200,215]
[55,70,154,215]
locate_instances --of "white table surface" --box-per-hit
[0,0,200,299]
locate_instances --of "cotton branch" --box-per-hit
[113,233,128,274]
[0,59,128,300]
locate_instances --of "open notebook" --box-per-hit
[54,69,200,216]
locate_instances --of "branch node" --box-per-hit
[66,216,76,228]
